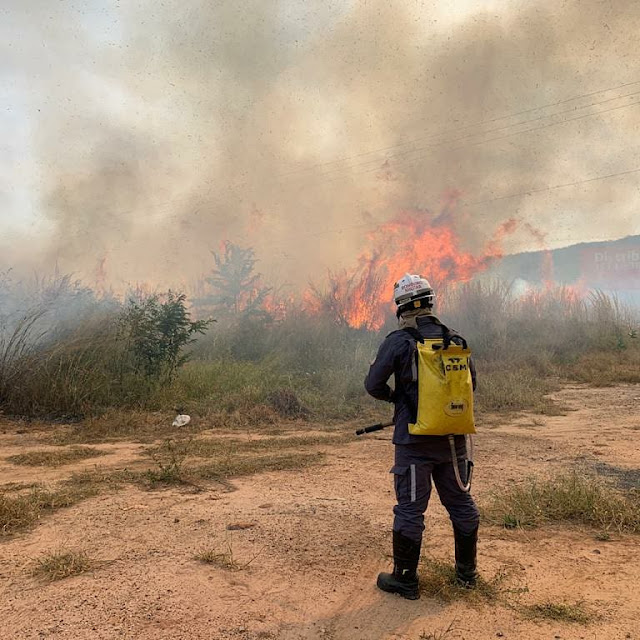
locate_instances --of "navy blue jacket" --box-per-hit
[364,315,476,445]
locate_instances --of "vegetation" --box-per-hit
[522,601,595,624]
[194,535,261,571]
[31,550,94,581]
[6,446,106,467]
[483,471,640,533]
[194,241,272,318]
[0,479,102,536]
[0,433,329,534]
[417,556,500,603]
[0,267,637,425]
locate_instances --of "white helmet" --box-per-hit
[393,273,435,313]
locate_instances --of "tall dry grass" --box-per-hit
[0,279,637,421]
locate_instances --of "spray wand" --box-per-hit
[355,420,394,436]
[354,420,474,493]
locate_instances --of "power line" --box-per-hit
[275,78,640,178]
[466,166,640,206]
[305,96,640,189]
[136,80,640,213]
[296,89,640,184]
[42,81,640,237]
[288,164,640,242]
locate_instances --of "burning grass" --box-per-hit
[482,471,640,533]
[0,278,637,426]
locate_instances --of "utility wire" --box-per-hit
[275,78,640,178]
[44,82,640,231]
[133,81,640,216]
[466,166,640,206]
[296,90,640,184]
[291,164,640,241]
[315,97,640,186]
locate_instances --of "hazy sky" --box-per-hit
[2,0,639,289]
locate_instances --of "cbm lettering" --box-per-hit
[446,364,468,371]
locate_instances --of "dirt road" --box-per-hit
[1,384,639,639]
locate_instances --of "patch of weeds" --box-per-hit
[173,433,350,459]
[522,601,594,624]
[482,472,640,533]
[195,545,238,570]
[594,531,611,541]
[418,557,500,603]
[143,437,192,486]
[195,536,261,571]
[0,471,110,536]
[193,452,325,481]
[419,620,458,639]
[31,550,94,581]
[7,446,107,467]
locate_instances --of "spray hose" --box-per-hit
[449,434,474,493]
[355,422,474,493]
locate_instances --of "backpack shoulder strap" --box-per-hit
[411,317,469,350]
[401,327,424,344]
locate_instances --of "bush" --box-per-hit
[120,291,210,382]
[0,290,211,418]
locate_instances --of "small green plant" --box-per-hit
[522,601,594,624]
[31,550,94,581]
[195,543,239,570]
[144,437,192,485]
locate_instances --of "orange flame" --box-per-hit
[304,200,519,329]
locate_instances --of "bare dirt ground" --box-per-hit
[1,383,639,640]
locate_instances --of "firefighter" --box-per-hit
[365,274,479,600]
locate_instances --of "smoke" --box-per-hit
[2,0,640,291]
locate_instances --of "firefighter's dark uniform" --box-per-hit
[365,314,479,596]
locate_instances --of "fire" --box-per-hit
[304,203,518,330]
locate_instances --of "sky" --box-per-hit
[1,0,639,290]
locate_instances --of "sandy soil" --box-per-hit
[1,383,639,640]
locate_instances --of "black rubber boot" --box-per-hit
[377,530,421,600]
[454,527,478,588]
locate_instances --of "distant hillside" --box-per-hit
[484,234,640,300]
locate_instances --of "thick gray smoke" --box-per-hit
[2,0,639,291]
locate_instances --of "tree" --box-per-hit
[119,291,210,382]
[196,241,271,318]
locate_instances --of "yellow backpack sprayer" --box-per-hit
[356,326,475,492]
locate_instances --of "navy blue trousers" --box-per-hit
[391,436,480,542]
